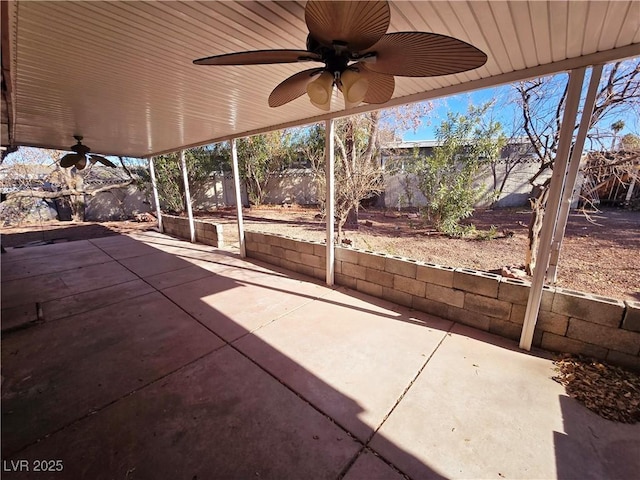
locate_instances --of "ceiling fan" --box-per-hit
[59,136,116,170]
[194,1,487,111]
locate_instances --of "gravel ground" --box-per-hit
[2,206,638,301]
[204,205,639,302]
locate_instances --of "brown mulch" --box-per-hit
[553,354,640,423]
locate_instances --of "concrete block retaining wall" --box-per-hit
[244,232,640,371]
[245,231,326,281]
[161,215,223,248]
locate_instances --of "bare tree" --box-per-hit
[2,147,139,222]
[305,121,379,239]
[305,102,434,239]
[515,59,640,274]
[610,120,626,150]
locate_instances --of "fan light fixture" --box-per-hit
[306,68,369,110]
[340,69,369,109]
[193,1,488,112]
[307,71,334,110]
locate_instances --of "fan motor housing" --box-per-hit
[72,143,90,155]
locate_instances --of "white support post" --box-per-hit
[519,67,587,351]
[148,156,163,233]
[548,64,604,283]
[180,150,196,243]
[325,119,335,286]
[231,138,246,258]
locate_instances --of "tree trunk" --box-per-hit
[525,186,549,275]
[490,172,510,209]
[70,194,86,222]
[345,206,359,229]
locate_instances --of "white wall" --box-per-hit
[263,172,318,205]
[191,174,249,209]
[187,159,580,211]
[85,184,152,221]
[383,161,556,210]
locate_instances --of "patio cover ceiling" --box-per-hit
[2,1,640,159]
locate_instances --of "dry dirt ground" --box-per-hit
[206,205,639,302]
[2,206,638,302]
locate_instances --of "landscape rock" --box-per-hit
[0,196,58,225]
[501,266,529,280]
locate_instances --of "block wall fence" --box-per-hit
[244,230,640,372]
[161,215,224,248]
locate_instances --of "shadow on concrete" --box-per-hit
[1,233,448,479]
[555,394,640,480]
[0,223,127,248]
[4,232,638,479]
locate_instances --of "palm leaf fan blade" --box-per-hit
[194,50,321,66]
[60,153,81,168]
[269,68,324,107]
[90,155,116,167]
[364,32,487,77]
[354,63,395,104]
[305,1,390,51]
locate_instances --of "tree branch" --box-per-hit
[7,180,133,200]
[118,156,134,179]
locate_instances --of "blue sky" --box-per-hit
[401,68,639,143]
[402,85,514,141]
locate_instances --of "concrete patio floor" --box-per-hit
[2,231,639,479]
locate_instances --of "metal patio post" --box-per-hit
[231,138,246,258]
[149,156,163,233]
[325,119,335,286]
[547,64,604,283]
[519,67,587,350]
[180,150,196,243]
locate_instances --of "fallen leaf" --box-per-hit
[553,354,640,423]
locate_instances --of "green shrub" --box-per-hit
[413,103,505,235]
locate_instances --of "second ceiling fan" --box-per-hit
[60,136,116,170]
[194,1,487,111]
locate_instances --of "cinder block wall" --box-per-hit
[244,233,640,371]
[245,231,325,281]
[161,215,224,248]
